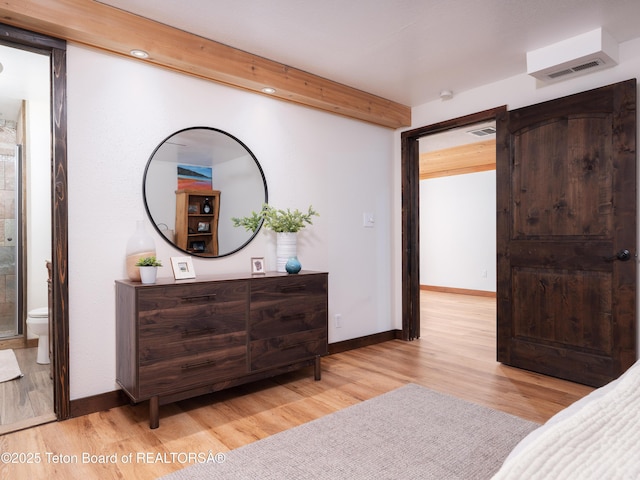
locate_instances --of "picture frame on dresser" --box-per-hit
[170,256,196,279]
[251,257,265,275]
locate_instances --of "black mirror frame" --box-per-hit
[142,126,268,258]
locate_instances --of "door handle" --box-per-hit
[606,249,632,262]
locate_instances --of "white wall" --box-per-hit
[420,171,496,292]
[394,36,640,353]
[213,154,265,254]
[26,99,51,313]
[67,45,394,400]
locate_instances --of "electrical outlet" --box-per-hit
[481,270,488,278]
[334,313,342,328]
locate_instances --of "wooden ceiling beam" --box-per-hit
[419,139,496,179]
[0,0,411,129]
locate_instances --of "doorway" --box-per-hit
[0,23,69,431]
[401,107,505,340]
[418,121,496,296]
[0,41,54,432]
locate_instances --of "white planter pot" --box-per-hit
[125,220,156,282]
[139,266,158,284]
[276,232,297,273]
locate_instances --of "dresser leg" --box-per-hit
[149,396,159,429]
[314,356,321,381]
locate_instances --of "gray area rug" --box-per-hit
[160,383,539,480]
[0,349,23,383]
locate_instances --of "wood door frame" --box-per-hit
[0,23,70,420]
[400,106,506,340]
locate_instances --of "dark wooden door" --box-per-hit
[496,79,637,387]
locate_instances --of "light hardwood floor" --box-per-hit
[0,347,55,435]
[0,292,594,479]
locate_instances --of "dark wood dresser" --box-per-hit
[115,270,328,428]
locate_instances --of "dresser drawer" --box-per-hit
[138,280,248,313]
[139,345,248,397]
[250,306,326,340]
[250,275,326,303]
[139,309,246,346]
[250,328,328,371]
[140,329,247,365]
[250,275,327,340]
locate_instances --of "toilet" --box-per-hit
[26,307,50,364]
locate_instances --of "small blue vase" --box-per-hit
[285,256,302,274]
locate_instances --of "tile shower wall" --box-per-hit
[0,125,17,336]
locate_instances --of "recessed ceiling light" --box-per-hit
[261,87,276,94]
[130,49,149,59]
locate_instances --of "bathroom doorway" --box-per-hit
[0,31,58,433]
[0,43,51,339]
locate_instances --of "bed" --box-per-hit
[492,358,640,479]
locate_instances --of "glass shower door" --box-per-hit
[0,141,21,338]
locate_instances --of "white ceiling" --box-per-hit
[98,0,640,107]
[2,1,640,129]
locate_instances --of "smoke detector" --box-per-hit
[526,28,618,83]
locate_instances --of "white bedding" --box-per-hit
[492,359,640,479]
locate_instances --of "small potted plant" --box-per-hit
[135,256,162,284]
[232,204,318,272]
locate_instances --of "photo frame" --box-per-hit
[188,204,198,214]
[251,257,265,275]
[190,241,205,252]
[197,221,210,232]
[170,256,196,280]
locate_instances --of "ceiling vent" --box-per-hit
[527,28,618,83]
[467,126,496,137]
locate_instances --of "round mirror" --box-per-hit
[143,127,268,257]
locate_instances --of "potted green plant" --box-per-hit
[232,203,318,233]
[232,204,318,272]
[135,256,162,284]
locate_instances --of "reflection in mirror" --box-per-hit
[143,127,267,257]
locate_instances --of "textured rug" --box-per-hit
[160,383,540,480]
[0,349,23,383]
